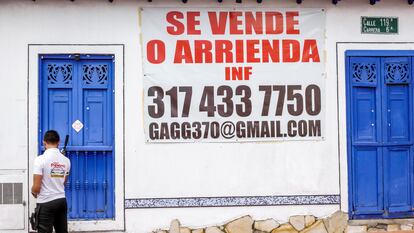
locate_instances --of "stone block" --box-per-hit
[300,220,327,233]
[206,226,225,233]
[155,230,168,233]
[271,223,299,233]
[170,219,181,233]
[192,228,205,233]
[400,224,413,231]
[290,216,306,231]
[305,216,316,228]
[181,227,192,233]
[375,224,387,230]
[254,219,280,232]
[346,225,367,233]
[386,224,400,232]
[323,211,348,233]
[225,215,254,233]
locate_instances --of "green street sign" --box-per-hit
[361,17,398,34]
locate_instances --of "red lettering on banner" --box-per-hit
[174,40,193,63]
[167,11,201,35]
[235,40,244,63]
[282,40,300,62]
[244,67,252,80]
[286,11,300,34]
[147,40,166,64]
[225,66,252,80]
[187,12,201,35]
[246,40,260,63]
[194,40,213,63]
[166,11,185,35]
[225,66,230,80]
[265,12,284,34]
[147,9,324,82]
[207,11,296,35]
[262,40,280,63]
[233,67,243,79]
[215,40,233,63]
[302,39,320,62]
[208,12,228,35]
[171,39,321,64]
[162,11,322,65]
[245,12,263,34]
[229,12,244,35]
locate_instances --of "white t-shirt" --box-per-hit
[33,148,71,203]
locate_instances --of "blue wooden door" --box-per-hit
[347,55,414,219]
[39,54,115,220]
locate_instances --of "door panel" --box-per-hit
[382,57,412,214]
[84,90,106,145]
[352,87,378,142]
[353,147,383,213]
[384,147,411,213]
[386,85,409,142]
[40,55,114,220]
[349,57,383,215]
[41,60,75,146]
[383,57,411,143]
[48,90,71,139]
[348,55,414,219]
[66,151,113,219]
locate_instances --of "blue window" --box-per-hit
[346,51,414,219]
[39,54,115,220]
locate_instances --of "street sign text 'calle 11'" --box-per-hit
[361,16,398,34]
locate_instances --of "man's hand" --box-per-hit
[31,174,42,198]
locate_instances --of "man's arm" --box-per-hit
[32,157,43,198]
[64,159,71,185]
[31,174,42,198]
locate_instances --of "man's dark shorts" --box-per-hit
[37,198,68,233]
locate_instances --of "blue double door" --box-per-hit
[348,55,414,219]
[39,54,115,220]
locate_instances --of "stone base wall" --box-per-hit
[153,211,414,233]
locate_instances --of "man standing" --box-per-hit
[31,130,71,233]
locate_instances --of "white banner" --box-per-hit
[141,8,325,143]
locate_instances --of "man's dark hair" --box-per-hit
[43,130,60,144]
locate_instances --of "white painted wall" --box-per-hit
[0,0,414,232]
